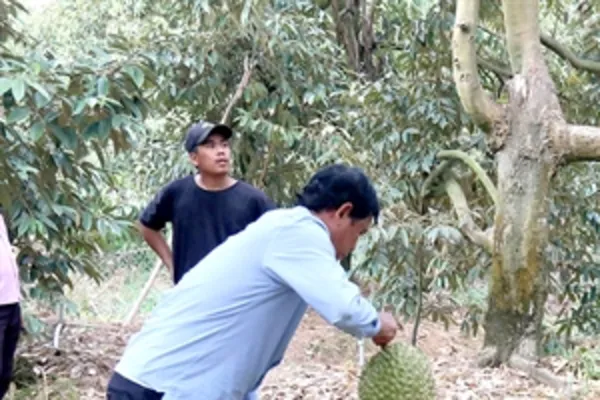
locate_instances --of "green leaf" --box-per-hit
[17,219,29,237]
[122,98,143,119]
[208,52,218,66]
[111,114,126,130]
[7,107,30,123]
[98,118,112,139]
[82,121,100,139]
[39,214,59,232]
[49,124,77,149]
[0,78,12,95]
[11,79,26,103]
[30,121,45,142]
[72,99,87,116]
[124,65,145,88]
[83,118,111,140]
[82,213,92,231]
[34,92,51,109]
[27,80,52,104]
[97,76,109,97]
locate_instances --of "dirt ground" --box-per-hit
[12,309,600,399]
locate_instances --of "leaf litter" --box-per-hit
[12,311,600,399]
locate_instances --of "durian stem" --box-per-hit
[358,338,365,368]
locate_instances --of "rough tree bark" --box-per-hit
[451,0,600,370]
[330,0,381,79]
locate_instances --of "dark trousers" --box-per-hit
[0,303,21,400]
[106,371,164,400]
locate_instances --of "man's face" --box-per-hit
[189,133,231,175]
[328,203,372,260]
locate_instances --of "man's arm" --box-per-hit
[138,223,173,273]
[139,186,174,274]
[263,219,381,338]
[255,191,277,216]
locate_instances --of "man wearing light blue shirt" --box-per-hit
[106,164,398,400]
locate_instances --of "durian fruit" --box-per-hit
[358,341,436,400]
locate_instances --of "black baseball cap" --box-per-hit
[184,120,233,153]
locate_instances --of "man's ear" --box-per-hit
[188,152,199,166]
[335,202,354,219]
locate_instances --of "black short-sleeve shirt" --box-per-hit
[139,176,276,283]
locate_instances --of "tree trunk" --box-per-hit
[330,0,380,79]
[451,0,600,370]
[484,68,563,364]
[478,0,567,362]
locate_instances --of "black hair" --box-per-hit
[296,164,380,223]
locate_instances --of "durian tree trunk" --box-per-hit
[451,0,600,366]
[330,0,381,80]
[483,73,556,363]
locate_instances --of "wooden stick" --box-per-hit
[123,258,163,325]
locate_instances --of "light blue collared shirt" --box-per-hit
[115,206,380,399]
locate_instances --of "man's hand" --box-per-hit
[139,223,174,279]
[372,311,398,347]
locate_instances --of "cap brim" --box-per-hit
[184,122,234,153]
[206,124,233,140]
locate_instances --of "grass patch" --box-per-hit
[63,262,172,323]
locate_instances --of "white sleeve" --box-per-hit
[263,218,380,338]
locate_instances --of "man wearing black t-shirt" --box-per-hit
[138,120,276,284]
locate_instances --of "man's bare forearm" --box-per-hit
[138,223,174,273]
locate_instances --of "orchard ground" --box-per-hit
[8,260,600,400]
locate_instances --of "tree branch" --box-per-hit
[502,0,543,72]
[421,160,456,200]
[422,149,497,252]
[563,124,600,162]
[477,56,512,79]
[360,0,378,79]
[444,175,493,253]
[452,0,504,130]
[221,55,254,125]
[477,19,600,75]
[477,22,600,76]
[540,33,600,74]
[437,149,498,207]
